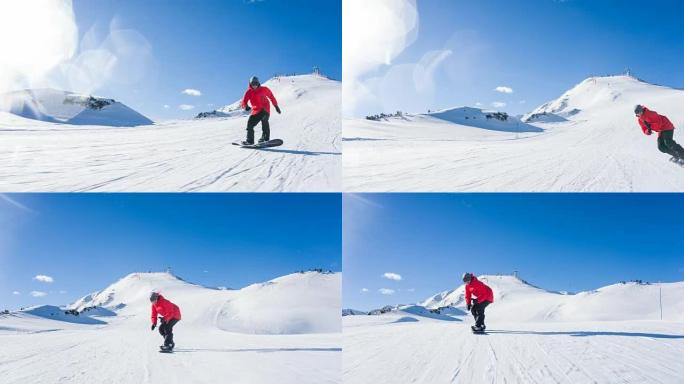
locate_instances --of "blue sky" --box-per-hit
[71,0,341,120]
[344,193,684,310]
[0,193,340,310]
[348,0,684,117]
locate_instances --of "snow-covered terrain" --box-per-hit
[0,89,153,127]
[344,275,684,383]
[0,74,341,192]
[344,75,684,192]
[0,271,341,384]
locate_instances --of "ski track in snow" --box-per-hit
[343,317,684,384]
[0,324,341,384]
[0,75,341,192]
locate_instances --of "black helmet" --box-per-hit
[150,292,160,302]
[634,104,644,115]
[249,76,260,87]
[462,272,473,283]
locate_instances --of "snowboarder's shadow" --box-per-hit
[257,148,341,156]
[484,330,684,339]
[172,347,342,353]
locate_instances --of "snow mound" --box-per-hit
[69,271,340,335]
[196,74,337,119]
[0,88,153,127]
[216,271,341,334]
[416,274,684,322]
[523,75,684,122]
[427,107,543,132]
[21,305,106,325]
[69,272,202,312]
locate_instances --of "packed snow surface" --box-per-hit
[0,271,341,383]
[344,275,684,383]
[0,74,341,192]
[344,75,684,191]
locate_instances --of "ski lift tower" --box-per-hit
[313,66,321,76]
[513,270,519,278]
[625,67,633,78]
[166,266,173,275]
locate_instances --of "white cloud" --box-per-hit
[379,288,395,295]
[12,291,20,295]
[343,0,419,116]
[407,288,415,292]
[163,104,170,109]
[59,290,67,294]
[30,291,47,297]
[475,102,483,107]
[182,88,202,97]
[360,288,369,293]
[491,101,507,108]
[495,86,513,94]
[519,100,527,104]
[179,104,195,111]
[383,272,402,281]
[33,274,54,283]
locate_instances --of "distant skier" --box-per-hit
[150,292,181,352]
[240,76,281,145]
[462,273,493,332]
[635,104,684,162]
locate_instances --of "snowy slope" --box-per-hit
[0,271,341,384]
[363,275,684,323]
[0,88,153,126]
[344,275,684,383]
[0,74,341,192]
[344,75,684,192]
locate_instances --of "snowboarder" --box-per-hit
[462,273,493,332]
[635,104,684,162]
[240,76,281,146]
[150,292,181,352]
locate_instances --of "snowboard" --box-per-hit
[159,345,174,353]
[232,139,283,149]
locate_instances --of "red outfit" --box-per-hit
[151,295,181,325]
[241,86,279,115]
[638,107,675,136]
[464,276,494,306]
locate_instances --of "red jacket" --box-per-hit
[151,295,181,325]
[464,276,494,306]
[241,85,278,115]
[638,107,674,136]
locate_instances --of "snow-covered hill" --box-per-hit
[0,271,341,383]
[344,74,684,192]
[0,74,341,192]
[67,271,341,334]
[354,275,684,323]
[344,275,684,383]
[0,88,153,126]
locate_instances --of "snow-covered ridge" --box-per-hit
[196,73,338,119]
[0,88,153,127]
[523,74,684,122]
[65,271,340,334]
[354,275,684,322]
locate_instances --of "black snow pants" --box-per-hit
[470,299,491,328]
[246,110,270,143]
[159,318,179,348]
[657,130,684,159]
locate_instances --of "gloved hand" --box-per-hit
[275,105,281,114]
[245,105,251,112]
[647,128,652,135]
[151,324,156,331]
[466,304,472,311]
